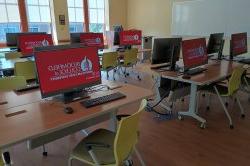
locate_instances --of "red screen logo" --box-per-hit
[182,38,208,69]
[18,34,53,56]
[119,30,142,45]
[231,32,247,56]
[35,47,101,97]
[80,33,104,49]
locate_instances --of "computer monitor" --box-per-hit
[230,32,248,59]
[151,38,182,66]
[119,30,142,46]
[113,25,123,45]
[34,45,101,103]
[207,33,224,54]
[18,34,53,57]
[70,33,82,44]
[182,38,208,71]
[80,33,104,49]
[6,32,46,47]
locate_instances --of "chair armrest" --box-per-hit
[116,114,130,121]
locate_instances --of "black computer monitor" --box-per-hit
[230,32,248,60]
[70,33,83,44]
[113,25,123,46]
[151,38,182,66]
[207,33,224,54]
[34,45,101,103]
[6,32,46,47]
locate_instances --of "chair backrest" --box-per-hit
[114,99,147,165]
[228,66,246,95]
[14,61,36,80]
[0,76,27,91]
[102,52,118,69]
[5,52,22,60]
[123,48,138,66]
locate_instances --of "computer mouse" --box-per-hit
[182,75,191,79]
[64,107,74,114]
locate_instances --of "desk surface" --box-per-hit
[0,81,152,149]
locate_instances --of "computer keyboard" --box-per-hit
[150,63,170,69]
[239,59,250,64]
[80,92,126,108]
[185,68,207,76]
[15,84,39,92]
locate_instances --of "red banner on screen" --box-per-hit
[80,33,104,49]
[18,34,53,56]
[35,47,101,96]
[231,32,248,56]
[182,38,208,69]
[119,30,142,45]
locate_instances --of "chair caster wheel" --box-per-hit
[206,106,210,110]
[200,123,206,129]
[225,102,228,107]
[230,125,234,129]
[137,76,141,81]
[202,94,206,97]
[126,73,129,76]
[181,98,184,102]
[241,114,245,118]
[43,152,48,156]
[124,159,133,166]
[178,115,183,120]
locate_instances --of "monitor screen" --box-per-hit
[35,46,101,98]
[80,33,104,49]
[70,33,82,44]
[151,38,182,65]
[119,30,142,46]
[113,25,123,45]
[18,34,53,57]
[6,32,46,47]
[207,33,224,54]
[182,38,208,70]
[231,32,247,57]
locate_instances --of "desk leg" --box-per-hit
[109,110,118,132]
[178,83,206,128]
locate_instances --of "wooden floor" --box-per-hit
[6,68,250,166]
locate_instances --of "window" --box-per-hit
[0,0,21,42]
[88,0,105,33]
[26,0,52,33]
[67,0,84,33]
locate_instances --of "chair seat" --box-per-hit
[71,129,116,165]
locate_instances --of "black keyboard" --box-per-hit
[150,63,170,69]
[15,84,39,92]
[185,68,207,76]
[80,92,126,108]
[239,59,250,64]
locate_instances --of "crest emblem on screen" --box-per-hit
[134,35,139,40]
[81,57,93,72]
[42,39,49,46]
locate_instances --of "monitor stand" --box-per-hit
[56,90,90,104]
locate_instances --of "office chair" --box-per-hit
[120,48,141,81]
[68,99,147,166]
[0,76,27,91]
[101,52,119,80]
[200,66,246,129]
[14,61,36,81]
[5,52,22,60]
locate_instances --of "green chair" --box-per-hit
[68,99,147,166]
[101,52,119,80]
[0,157,3,166]
[200,66,246,129]
[0,76,27,91]
[120,48,141,81]
[5,52,22,60]
[14,61,36,81]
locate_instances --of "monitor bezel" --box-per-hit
[34,45,102,99]
[207,33,224,54]
[230,32,248,57]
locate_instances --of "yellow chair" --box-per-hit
[101,52,119,80]
[0,156,3,166]
[201,66,246,129]
[68,99,147,166]
[0,76,27,91]
[120,48,141,81]
[5,52,22,60]
[14,61,36,81]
